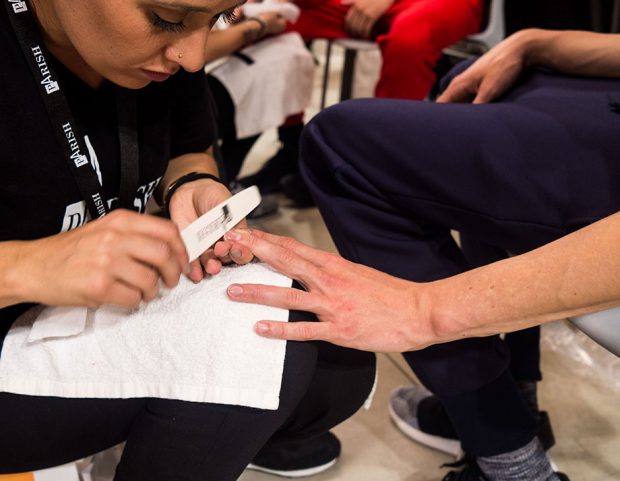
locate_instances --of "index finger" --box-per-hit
[227,229,333,267]
[436,81,473,103]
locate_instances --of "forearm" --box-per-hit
[156,149,219,204]
[204,20,266,64]
[520,28,620,78]
[426,212,620,343]
[0,241,30,308]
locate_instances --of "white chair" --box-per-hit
[443,0,505,59]
[569,307,620,357]
[318,38,377,110]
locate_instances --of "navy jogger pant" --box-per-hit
[300,65,620,455]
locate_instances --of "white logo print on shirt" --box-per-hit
[60,136,161,232]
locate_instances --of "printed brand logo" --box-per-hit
[61,122,89,167]
[61,180,159,232]
[10,0,27,13]
[31,45,60,94]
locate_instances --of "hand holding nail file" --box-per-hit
[181,185,261,262]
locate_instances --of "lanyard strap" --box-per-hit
[116,87,140,210]
[5,0,139,218]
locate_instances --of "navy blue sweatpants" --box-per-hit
[299,65,620,456]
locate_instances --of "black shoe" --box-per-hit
[247,432,340,478]
[280,172,315,208]
[238,124,303,195]
[441,457,487,481]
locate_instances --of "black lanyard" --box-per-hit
[5,0,139,219]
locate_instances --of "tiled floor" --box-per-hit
[239,44,620,480]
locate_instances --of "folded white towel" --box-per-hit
[0,263,291,410]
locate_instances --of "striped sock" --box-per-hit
[477,438,558,481]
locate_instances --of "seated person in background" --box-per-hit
[269,0,485,205]
[224,28,620,480]
[290,0,484,100]
[204,3,316,207]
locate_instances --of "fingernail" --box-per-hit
[183,263,191,275]
[228,285,243,296]
[255,322,269,334]
[231,250,242,259]
[225,231,241,241]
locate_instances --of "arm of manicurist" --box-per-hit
[0,212,189,311]
[438,29,620,104]
[223,212,620,353]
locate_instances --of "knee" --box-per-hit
[299,99,376,176]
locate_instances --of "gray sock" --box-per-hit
[477,438,558,481]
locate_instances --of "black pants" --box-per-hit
[0,310,376,480]
[299,63,620,456]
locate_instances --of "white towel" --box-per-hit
[209,32,315,139]
[242,0,301,23]
[0,263,291,410]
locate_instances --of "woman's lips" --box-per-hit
[141,69,174,82]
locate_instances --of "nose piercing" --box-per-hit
[178,52,183,59]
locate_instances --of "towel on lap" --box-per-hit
[0,263,291,410]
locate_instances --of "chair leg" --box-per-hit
[340,47,357,101]
[320,40,333,110]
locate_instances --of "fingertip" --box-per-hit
[227,284,243,297]
[255,321,270,335]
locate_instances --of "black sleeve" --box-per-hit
[169,69,217,159]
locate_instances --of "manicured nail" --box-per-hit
[231,250,242,259]
[255,322,269,334]
[225,231,241,242]
[228,285,243,296]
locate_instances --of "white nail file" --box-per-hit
[181,186,261,262]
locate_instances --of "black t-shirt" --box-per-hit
[0,6,216,328]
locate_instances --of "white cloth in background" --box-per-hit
[209,32,315,139]
[0,263,291,410]
[242,0,301,23]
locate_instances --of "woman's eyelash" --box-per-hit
[218,9,238,24]
[152,12,187,33]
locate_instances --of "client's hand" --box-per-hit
[224,229,435,353]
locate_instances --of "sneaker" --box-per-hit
[389,385,462,456]
[389,385,556,456]
[440,457,571,481]
[247,431,341,478]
